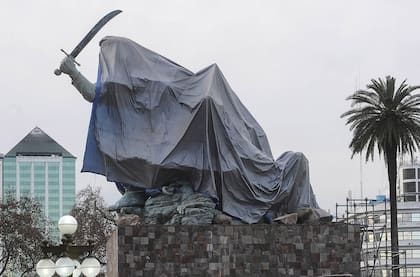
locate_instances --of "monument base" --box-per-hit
[106,223,360,277]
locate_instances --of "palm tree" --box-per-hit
[342,76,420,277]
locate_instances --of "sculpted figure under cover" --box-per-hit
[59,36,319,223]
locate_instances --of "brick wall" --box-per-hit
[106,223,360,277]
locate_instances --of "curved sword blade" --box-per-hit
[69,9,122,58]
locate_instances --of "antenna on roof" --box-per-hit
[360,152,363,199]
[356,69,364,199]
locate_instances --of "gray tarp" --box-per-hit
[84,36,319,223]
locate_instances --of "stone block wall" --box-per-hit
[106,223,360,277]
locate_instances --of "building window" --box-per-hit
[412,268,420,276]
[403,268,412,277]
[413,231,420,240]
[382,269,391,276]
[399,231,412,240]
[404,182,416,201]
[379,215,386,223]
[403,168,416,179]
[402,213,412,222]
[413,213,420,222]
[411,250,420,259]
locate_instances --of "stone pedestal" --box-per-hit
[106,223,360,277]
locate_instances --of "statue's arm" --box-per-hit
[59,57,96,103]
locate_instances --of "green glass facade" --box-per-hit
[19,161,31,197]
[3,157,16,197]
[2,156,76,238]
[62,158,76,214]
[2,127,76,239]
[34,162,46,210]
[48,161,60,224]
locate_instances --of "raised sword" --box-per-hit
[54,10,122,76]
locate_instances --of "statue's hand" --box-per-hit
[59,57,78,76]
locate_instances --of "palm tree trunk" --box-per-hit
[386,144,399,277]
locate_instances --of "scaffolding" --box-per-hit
[336,197,407,277]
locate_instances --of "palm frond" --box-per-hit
[342,76,420,160]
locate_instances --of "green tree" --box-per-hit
[0,196,50,276]
[342,76,420,277]
[70,185,116,267]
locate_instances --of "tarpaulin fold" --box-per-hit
[82,36,319,223]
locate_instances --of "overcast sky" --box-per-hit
[2,0,420,214]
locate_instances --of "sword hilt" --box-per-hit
[54,49,81,76]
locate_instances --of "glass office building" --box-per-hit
[336,161,420,277]
[2,127,76,237]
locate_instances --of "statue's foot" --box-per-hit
[109,190,147,212]
[120,207,144,217]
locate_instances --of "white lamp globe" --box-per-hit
[55,257,75,277]
[58,215,78,235]
[36,258,55,277]
[81,257,101,277]
[72,259,81,277]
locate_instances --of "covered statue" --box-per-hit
[59,36,319,224]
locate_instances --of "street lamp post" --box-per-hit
[35,215,101,277]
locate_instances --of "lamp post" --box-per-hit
[35,215,101,277]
